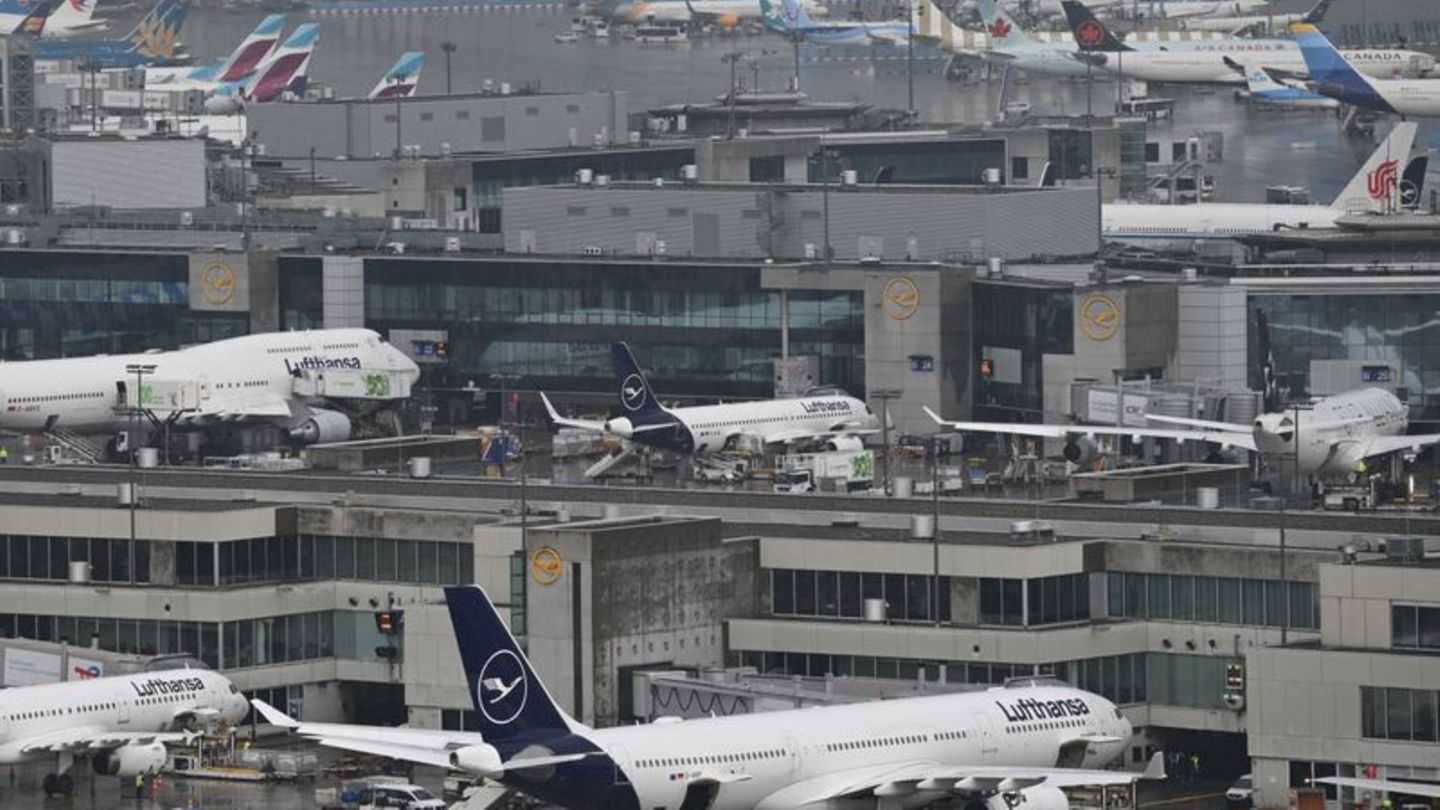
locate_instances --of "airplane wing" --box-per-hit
[866,29,909,44]
[763,427,879,445]
[539,392,607,433]
[1312,776,1440,799]
[1353,433,1440,460]
[758,752,1164,807]
[925,408,1258,452]
[17,726,196,755]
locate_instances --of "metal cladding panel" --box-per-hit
[503,186,761,257]
[51,139,205,210]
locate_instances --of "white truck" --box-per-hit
[316,776,447,810]
[774,450,874,493]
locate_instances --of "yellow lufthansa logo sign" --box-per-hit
[200,261,237,306]
[882,277,920,321]
[1079,294,1120,342]
[530,546,563,586]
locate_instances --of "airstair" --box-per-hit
[44,427,104,464]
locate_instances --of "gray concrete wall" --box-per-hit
[1173,283,1247,388]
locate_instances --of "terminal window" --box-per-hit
[1361,686,1440,743]
[1391,604,1440,650]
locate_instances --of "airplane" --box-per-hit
[1061,0,1435,86]
[30,0,190,66]
[1313,776,1440,801]
[1175,0,1330,35]
[254,583,1165,810]
[972,0,1102,78]
[203,22,320,115]
[928,307,1440,483]
[1240,63,1339,109]
[1102,121,1423,248]
[610,0,825,25]
[539,342,879,477]
[761,0,910,46]
[144,13,287,91]
[1291,22,1440,117]
[41,0,110,38]
[0,667,248,796]
[369,51,425,99]
[0,328,418,452]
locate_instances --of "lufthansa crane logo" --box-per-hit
[882,277,920,321]
[620,373,647,411]
[1080,294,1120,342]
[477,649,528,726]
[200,261,237,306]
[530,546,563,586]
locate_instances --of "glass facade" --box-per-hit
[1391,604,1440,651]
[807,139,1007,185]
[972,282,1074,420]
[1106,571,1318,631]
[279,257,323,331]
[0,612,218,667]
[1250,293,1440,424]
[364,258,864,398]
[1361,686,1440,743]
[0,251,248,360]
[769,569,950,623]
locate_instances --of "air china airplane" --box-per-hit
[1292,23,1440,117]
[0,328,418,449]
[1103,121,1424,248]
[540,343,878,476]
[1061,0,1435,85]
[254,585,1162,810]
[0,668,248,796]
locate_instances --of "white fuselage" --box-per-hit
[597,685,1130,809]
[0,669,248,765]
[1104,201,1343,247]
[616,0,823,22]
[1091,45,1432,85]
[1255,387,1409,478]
[0,328,418,434]
[1368,80,1440,117]
[605,394,876,454]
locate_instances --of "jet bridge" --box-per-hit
[291,368,414,400]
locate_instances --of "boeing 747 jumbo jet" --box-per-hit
[0,668,248,796]
[254,585,1163,810]
[540,343,878,476]
[0,328,418,453]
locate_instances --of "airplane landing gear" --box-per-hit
[42,772,75,796]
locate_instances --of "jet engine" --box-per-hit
[824,435,864,452]
[714,11,739,25]
[92,742,166,777]
[290,408,353,444]
[1062,436,1099,467]
[203,94,244,116]
[984,786,1070,810]
[449,743,504,778]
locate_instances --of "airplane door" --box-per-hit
[610,744,632,786]
[971,713,998,756]
[117,689,131,726]
[784,735,800,775]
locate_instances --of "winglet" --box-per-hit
[250,698,300,730]
[538,391,564,423]
[1142,751,1166,780]
[922,406,949,426]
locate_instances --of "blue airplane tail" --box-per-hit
[610,342,666,418]
[778,0,816,29]
[1060,0,1131,52]
[1402,154,1429,209]
[1291,22,1390,111]
[444,585,575,745]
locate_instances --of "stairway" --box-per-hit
[45,427,104,464]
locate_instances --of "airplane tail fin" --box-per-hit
[47,0,98,32]
[125,0,188,59]
[1291,22,1384,106]
[369,51,425,99]
[14,0,60,37]
[976,0,1034,49]
[1401,153,1429,210]
[1061,0,1131,52]
[245,22,319,103]
[778,0,817,29]
[1256,310,1280,413]
[1330,121,1418,214]
[213,13,285,84]
[443,585,580,745]
[611,342,666,418]
[1300,0,1334,25]
[758,0,789,33]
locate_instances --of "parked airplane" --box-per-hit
[203,22,319,114]
[540,342,877,477]
[973,0,1095,78]
[255,584,1163,810]
[32,0,189,65]
[41,0,110,38]
[611,0,824,25]
[0,328,418,452]
[369,51,425,99]
[1175,0,1330,35]
[145,13,286,90]
[1061,0,1434,85]
[1240,63,1339,109]
[1102,121,1422,248]
[1292,22,1440,117]
[1314,776,1440,801]
[0,667,248,796]
[762,0,910,45]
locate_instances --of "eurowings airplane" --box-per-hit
[204,22,319,114]
[254,584,1163,810]
[41,0,110,38]
[1292,23,1440,117]
[762,0,910,46]
[1061,0,1434,85]
[145,13,286,90]
[928,310,1440,482]
[32,0,190,66]
[1103,121,1424,248]
[369,51,425,99]
[0,667,248,797]
[0,328,418,448]
[540,342,878,476]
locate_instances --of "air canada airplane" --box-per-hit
[0,328,418,451]
[0,667,248,796]
[255,585,1162,810]
[541,343,878,477]
[1292,23,1440,117]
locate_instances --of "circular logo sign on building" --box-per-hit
[882,277,920,321]
[1079,293,1120,342]
[530,546,563,586]
[200,261,237,306]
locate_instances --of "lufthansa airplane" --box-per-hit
[541,343,878,476]
[0,667,248,796]
[0,328,418,448]
[254,585,1162,810]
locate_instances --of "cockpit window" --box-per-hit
[229,684,239,694]
[1114,708,1123,719]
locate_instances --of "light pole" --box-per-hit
[441,41,457,95]
[723,51,745,139]
[930,435,941,625]
[490,373,526,541]
[906,1,915,124]
[125,363,155,583]
[391,75,404,159]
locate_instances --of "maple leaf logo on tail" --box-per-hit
[987,17,1011,38]
[1076,19,1105,47]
